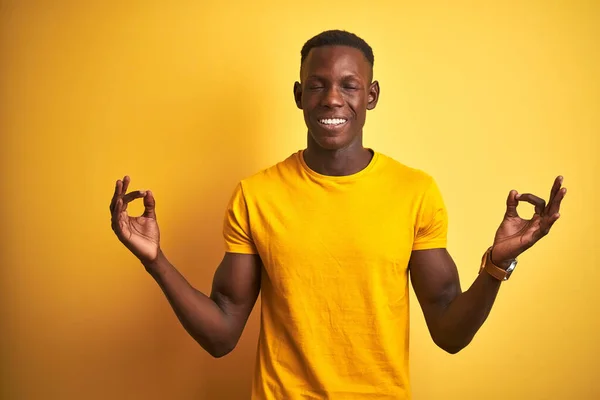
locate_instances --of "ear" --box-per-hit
[366,80,380,110]
[293,81,303,109]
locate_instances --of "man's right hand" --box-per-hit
[110,175,160,264]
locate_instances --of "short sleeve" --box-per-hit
[223,182,258,254]
[412,177,448,250]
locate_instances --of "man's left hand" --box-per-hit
[491,176,567,268]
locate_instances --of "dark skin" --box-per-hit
[110,180,261,357]
[110,45,566,357]
[294,46,380,176]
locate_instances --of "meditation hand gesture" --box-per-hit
[491,176,567,266]
[109,175,160,264]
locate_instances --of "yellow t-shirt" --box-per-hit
[223,149,448,400]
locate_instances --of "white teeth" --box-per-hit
[319,118,347,125]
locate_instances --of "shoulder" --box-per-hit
[237,150,301,192]
[374,151,437,191]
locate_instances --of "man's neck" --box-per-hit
[303,140,374,177]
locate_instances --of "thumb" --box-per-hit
[143,190,157,219]
[505,189,519,218]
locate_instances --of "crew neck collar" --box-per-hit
[297,148,380,182]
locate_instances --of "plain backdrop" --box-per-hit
[1,1,598,399]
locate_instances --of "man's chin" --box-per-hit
[309,128,354,150]
[310,134,349,150]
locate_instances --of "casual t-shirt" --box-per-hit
[223,149,448,399]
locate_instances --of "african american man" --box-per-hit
[109,30,567,399]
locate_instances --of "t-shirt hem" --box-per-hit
[412,240,447,251]
[224,244,258,255]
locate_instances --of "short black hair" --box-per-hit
[300,29,374,67]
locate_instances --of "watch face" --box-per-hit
[506,260,518,273]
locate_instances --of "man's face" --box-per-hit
[294,45,379,150]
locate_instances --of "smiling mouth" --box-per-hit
[318,118,348,129]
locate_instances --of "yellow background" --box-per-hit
[1,1,598,399]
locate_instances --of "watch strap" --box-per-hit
[480,247,512,281]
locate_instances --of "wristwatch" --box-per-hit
[479,246,518,281]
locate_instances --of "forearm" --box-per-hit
[143,250,234,357]
[433,271,501,353]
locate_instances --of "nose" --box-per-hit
[320,86,344,108]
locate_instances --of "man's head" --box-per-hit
[294,30,380,151]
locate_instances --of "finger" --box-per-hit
[505,190,520,218]
[548,175,563,205]
[547,187,567,217]
[121,190,147,212]
[109,179,123,214]
[536,212,561,241]
[142,190,157,219]
[122,175,131,196]
[111,197,125,231]
[516,193,546,216]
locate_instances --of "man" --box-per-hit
[110,30,566,399]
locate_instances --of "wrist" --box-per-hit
[142,249,166,275]
[481,246,519,281]
[494,259,514,270]
[490,246,515,270]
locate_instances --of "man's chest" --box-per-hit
[247,187,419,297]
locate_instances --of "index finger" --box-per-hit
[516,193,546,215]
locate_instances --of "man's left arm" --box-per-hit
[409,176,567,354]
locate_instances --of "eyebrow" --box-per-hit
[305,73,362,81]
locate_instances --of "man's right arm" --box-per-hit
[110,176,261,358]
[143,251,262,358]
